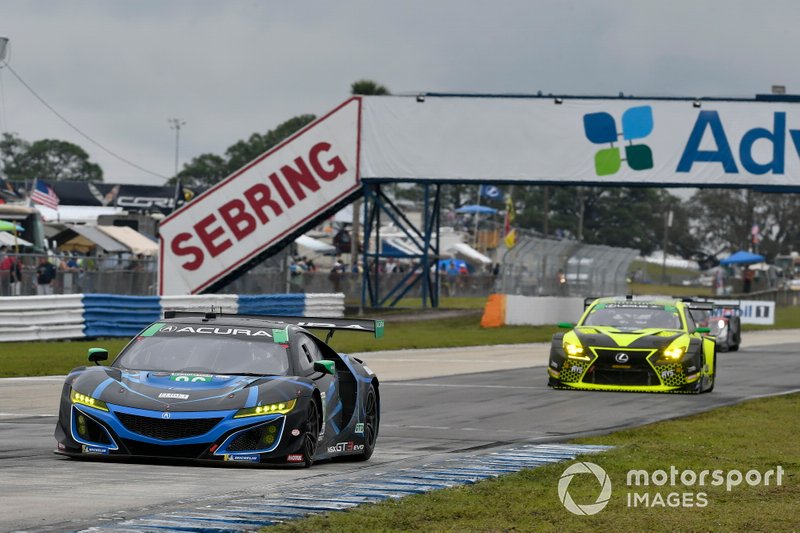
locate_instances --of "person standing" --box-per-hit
[36,257,56,295]
[743,266,754,294]
[0,248,22,296]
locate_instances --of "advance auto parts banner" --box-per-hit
[159,98,361,295]
[359,96,800,188]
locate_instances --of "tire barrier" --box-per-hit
[0,292,345,342]
[0,295,85,342]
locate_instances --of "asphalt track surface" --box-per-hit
[1,332,798,532]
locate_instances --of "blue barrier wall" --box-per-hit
[237,294,305,316]
[82,294,162,338]
[79,293,343,339]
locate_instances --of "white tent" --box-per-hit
[296,235,336,254]
[0,231,33,248]
[97,225,158,256]
[446,242,492,265]
[36,205,126,224]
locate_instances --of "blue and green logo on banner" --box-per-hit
[583,106,654,176]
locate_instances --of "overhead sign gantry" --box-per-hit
[160,93,800,298]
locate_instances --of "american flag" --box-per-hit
[31,179,60,210]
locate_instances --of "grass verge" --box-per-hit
[0,316,559,378]
[269,393,800,532]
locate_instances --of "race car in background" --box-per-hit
[684,298,742,352]
[55,312,383,467]
[548,296,716,393]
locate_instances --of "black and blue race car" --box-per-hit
[54,312,383,467]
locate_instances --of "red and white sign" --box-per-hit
[159,98,361,295]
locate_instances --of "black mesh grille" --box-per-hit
[74,408,113,445]
[227,420,282,452]
[120,439,209,459]
[593,369,653,386]
[116,412,222,440]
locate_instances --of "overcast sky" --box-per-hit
[1,0,798,186]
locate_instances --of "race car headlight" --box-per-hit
[234,399,296,418]
[663,346,685,360]
[70,389,109,412]
[564,342,590,361]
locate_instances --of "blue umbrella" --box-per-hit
[455,205,498,215]
[719,250,765,265]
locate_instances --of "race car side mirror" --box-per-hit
[88,348,109,365]
[557,322,574,329]
[314,360,335,375]
[695,327,711,334]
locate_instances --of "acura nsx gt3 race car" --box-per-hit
[548,296,716,393]
[55,312,383,467]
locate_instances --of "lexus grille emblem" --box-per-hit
[615,353,629,363]
[161,412,171,419]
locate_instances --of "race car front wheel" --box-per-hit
[356,385,378,461]
[301,399,320,468]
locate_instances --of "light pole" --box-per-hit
[168,118,186,177]
[0,37,9,134]
[0,36,9,63]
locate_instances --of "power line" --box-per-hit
[0,60,169,180]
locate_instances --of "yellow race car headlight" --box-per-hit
[70,388,109,411]
[663,346,685,360]
[234,398,297,418]
[564,342,590,361]
[562,330,590,361]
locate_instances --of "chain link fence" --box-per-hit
[496,235,638,297]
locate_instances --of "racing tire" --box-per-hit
[355,385,379,461]
[728,344,739,352]
[705,353,716,393]
[301,398,321,468]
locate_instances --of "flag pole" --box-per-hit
[473,185,482,248]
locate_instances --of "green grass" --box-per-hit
[0,338,130,377]
[269,393,800,532]
[346,297,489,310]
[0,316,559,378]
[628,282,712,297]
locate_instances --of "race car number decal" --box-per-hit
[170,374,212,383]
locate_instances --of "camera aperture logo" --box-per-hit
[558,462,612,515]
[559,462,785,515]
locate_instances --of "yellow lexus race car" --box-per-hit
[547,296,716,394]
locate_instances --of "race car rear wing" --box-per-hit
[676,297,741,314]
[244,315,385,339]
[161,310,385,339]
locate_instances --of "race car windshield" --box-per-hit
[113,333,290,376]
[582,306,682,331]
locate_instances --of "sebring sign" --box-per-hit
[159,98,361,295]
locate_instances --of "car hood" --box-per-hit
[573,326,684,349]
[68,366,306,412]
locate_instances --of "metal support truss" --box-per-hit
[361,183,441,309]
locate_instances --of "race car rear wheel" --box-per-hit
[356,385,378,461]
[301,398,320,468]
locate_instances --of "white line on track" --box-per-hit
[382,382,548,390]
[0,376,65,382]
[0,412,56,417]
